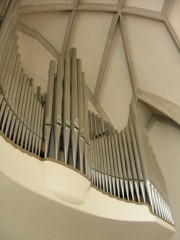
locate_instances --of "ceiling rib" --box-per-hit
[146,114,180,132]
[19,3,169,22]
[94,12,119,102]
[61,0,78,52]
[17,22,58,59]
[19,3,74,13]
[77,3,119,12]
[164,19,180,53]
[121,6,165,20]
[161,0,173,16]
[136,88,180,126]
[118,13,137,92]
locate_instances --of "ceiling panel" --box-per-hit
[18,11,69,52]
[68,11,113,92]
[124,15,180,105]
[168,0,180,41]
[124,0,165,12]
[99,26,132,130]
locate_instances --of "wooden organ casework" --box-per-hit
[0,0,174,227]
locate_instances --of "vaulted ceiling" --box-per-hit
[17,0,180,131]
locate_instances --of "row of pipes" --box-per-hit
[88,111,174,224]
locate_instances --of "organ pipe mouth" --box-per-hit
[0,0,174,225]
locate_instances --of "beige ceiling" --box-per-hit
[17,0,180,130]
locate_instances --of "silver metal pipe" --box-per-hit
[27,96,36,152]
[4,62,22,136]
[3,46,18,98]
[118,132,129,200]
[55,53,64,125]
[24,89,34,150]
[70,49,79,166]
[1,31,17,81]
[129,121,144,180]
[88,111,95,183]
[82,72,88,141]
[77,60,85,171]
[0,0,19,53]
[99,118,109,192]
[63,52,71,163]
[35,103,43,154]
[94,115,103,188]
[9,68,25,141]
[122,129,134,200]
[107,123,116,195]
[71,126,78,168]
[103,122,113,195]
[114,130,125,198]
[1,54,20,132]
[12,75,27,143]
[33,100,40,153]
[0,6,19,80]
[45,60,56,125]
[125,126,139,201]
[77,59,84,135]
[79,134,85,173]
[70,48,78,129]
[91,113,98,184]
[35,97,41,153]
[0,48,18,130]
[90,112,99,187]
[96,116,106,191]
[38,106,44,156]
[125,126,138,180]
[84,142,89,176]
[16,77,30,145]
[54,53,63,159]
[44,60,56,157]
[0,45,17,120]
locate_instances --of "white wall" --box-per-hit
[148,121,180,240]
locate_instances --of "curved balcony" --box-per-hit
[0,133,175,240]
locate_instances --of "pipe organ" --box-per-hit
[44,49,89,176]
[0,0,174,228]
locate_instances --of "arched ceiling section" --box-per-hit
[18,11,69,52]
[18,0,180,129]
[124,15,180,105]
